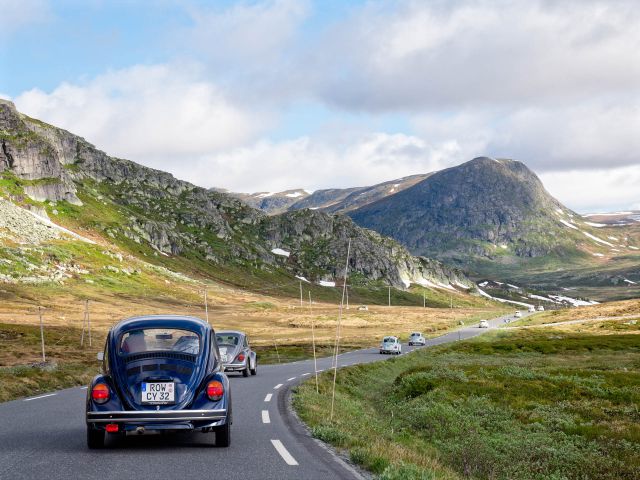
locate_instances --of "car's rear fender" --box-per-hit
[86,374,125,413]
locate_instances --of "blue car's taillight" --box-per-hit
[92,383,110,404]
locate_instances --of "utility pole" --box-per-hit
[423,290,426,308]
[346,284,349,310]
[331,239,351,421]
[38,306,46,363]
[299,281,303,307]
[309,291,318,394]
[87,300,92,347]
[450,295,453,309]
[388,286,391,307]
[204,289,209,324]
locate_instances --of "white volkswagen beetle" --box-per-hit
[379,336,402,355]
[408,332,426,346]
[479,319,489,328]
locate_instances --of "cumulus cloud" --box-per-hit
[180,132,456,193]
[14,64,271,168]
[540,165,640,213]
[310,0,640,111]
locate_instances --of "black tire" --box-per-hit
[242,362,250,377]
[215,421,231,447]
[250,359,257,376]
[87,426,104,449]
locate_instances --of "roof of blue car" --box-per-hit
[111,315,210,336]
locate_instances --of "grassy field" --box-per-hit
[294,324,640,479]
[0,288,505,402]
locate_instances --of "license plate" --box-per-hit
[221,355,228,362]
[141,382,175,404]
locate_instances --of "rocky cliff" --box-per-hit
[0,99,470,290]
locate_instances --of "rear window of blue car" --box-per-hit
[120,328,200,355]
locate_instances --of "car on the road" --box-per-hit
[479,319,489,328]
[514,311,523,318]
[380,336,402,355]
[216,330,257,377]
[86,315,232,449]
[408,332,426,346]
[528,306,536,312]
[537,305,545,311]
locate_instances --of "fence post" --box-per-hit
[38,306,46,363]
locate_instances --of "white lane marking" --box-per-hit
[287,377,296,381]
[264,393,273,402]
[317,369,324,372]
[80,386,88,390]
[274,384,283,390]
[271,439,299,466]
[262,410,271,424]
[301,373,311,376]
[24,393,56,402]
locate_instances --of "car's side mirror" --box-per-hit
[97,351,104,361]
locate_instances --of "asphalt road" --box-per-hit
[0,311,528,480]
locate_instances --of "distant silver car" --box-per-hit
[514,311,523,318]
[408,332,426,346]
[479,319,489,328]
[379,336,401,355]
[537,305,545,311]
[216,330,257,377]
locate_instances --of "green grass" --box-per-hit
[294,329,640,479]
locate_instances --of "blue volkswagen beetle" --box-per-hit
[86,315,231,448]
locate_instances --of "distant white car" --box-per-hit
[408,332,426,346]
[528,306,536,313]
[537,305,545,311]
[479,319,489,328]
[514,311,522,318]
[380,336,402,355]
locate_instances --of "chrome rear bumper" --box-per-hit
[87,409,227,423]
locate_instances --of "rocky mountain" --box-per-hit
[230,189,310,214]
[348,157,640,297]
[231,174,429,215]
[0,99,471,292]
[289,174,430,215]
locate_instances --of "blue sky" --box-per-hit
[1,0,640,212]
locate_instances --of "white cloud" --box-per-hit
[540,165,640,213]
[311,0,640,111]
[181,132,455,193]
[13,64,271,168]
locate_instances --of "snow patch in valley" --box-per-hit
[582,231,615,247]
[548,295,599,307]
[584,221,607,227]
[271,248,290,257]
[528,294,559,303]
[630,246,639,250]
[318,280,335,287]
[477,287,533,308]
[559,219,578,230]
[295,275,310,283]
[623,278,637,285]
[285,192,304,198]
[255,192,274,198]
[608,236,619,241]
[592,253,605,257]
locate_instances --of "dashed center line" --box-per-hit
[24,393,57,402]
[301,373,310,376]
[80,386,88,390]
[262,410,271,424]
[264,393,272,402]
[271,439,299,466]
[287,377,296,381]
[274,384,283,390]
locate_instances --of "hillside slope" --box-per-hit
[349,157,640,297]
[0,99,470,295]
